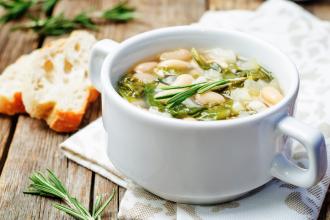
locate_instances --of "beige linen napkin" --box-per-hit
[60,0,330,219]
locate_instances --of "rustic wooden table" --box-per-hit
[0,0,329,219]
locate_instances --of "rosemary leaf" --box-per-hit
[159,81,207,90]
[93,189,115,218]
[92,196,102,216]
[191,48,210,70]
[0,0,36,23]
[73,12,97,30]
[53,203,87,220]
[102,1,135,22]
[42,0,57,15]
[13,13,76,36]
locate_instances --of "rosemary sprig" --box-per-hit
[156,77,246,108]
[12,1,135,36]
[24,169,115,220]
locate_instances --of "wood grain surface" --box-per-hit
[0,0,329,219]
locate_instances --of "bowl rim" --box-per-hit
[100,26,299,128]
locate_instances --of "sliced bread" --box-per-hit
[22,31,98,132]
[0,52,37,115]
[0,31,99,132]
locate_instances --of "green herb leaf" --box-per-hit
[0,0,36,23]
[42,0,58,15]
[13,13,76,36]
[198,99,236,120]
[93,189,115,218]
[144,83,166,111]
[166,104,204,118]
[191,48,211,70]
[191,48,221,71]
[73,12,97,30]
[102,1,135,22]
[240,67,273,82]
[24,170,115,220]
[53,203,87,220]
[118,74,145,102]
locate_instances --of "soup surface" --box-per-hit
[117,48,283,121]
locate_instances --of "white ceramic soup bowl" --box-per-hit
[89,26,327,204]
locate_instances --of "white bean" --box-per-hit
[183,117,197,121]
[172,74,194,86]
[260,86,283,106]
[247,100,267,112]
[133,72,157,84]
[134,62,158,73]
[158,59,191,70]
[195,92,225,107]
[232,101,244,113]
[131,100,147,108]
[160,49,192,61]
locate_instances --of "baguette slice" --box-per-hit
[0,52,36,115]
[22,31,98,132]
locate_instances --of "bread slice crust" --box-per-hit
[0,92,25,115]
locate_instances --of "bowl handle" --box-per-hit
[89,39,120,91]
[271,116,327,187]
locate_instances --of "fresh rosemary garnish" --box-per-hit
[24,169,115,220]
[156,77,246,108]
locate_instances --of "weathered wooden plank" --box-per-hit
[93,175,119,220]
[0,79,93,217]
[0,116,13,174]
[0,21,39,176]
[0,0,95,219]
[0,116,68,218]
[119,186,126,202]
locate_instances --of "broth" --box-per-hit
[117,48,283,121]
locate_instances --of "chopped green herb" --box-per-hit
[166,104,204,118]
[144,83,166,111]
[241,67,273,82]
[191,48,221,71]
[118,74,145,102]
[198,99,236,120]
